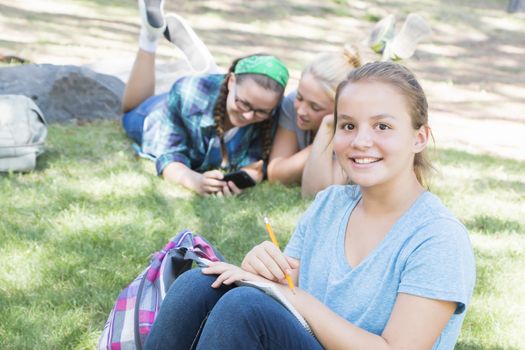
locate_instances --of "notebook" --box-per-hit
[236,280,313,335]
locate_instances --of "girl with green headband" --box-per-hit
[121,1,289,195]
[130,9,362,198]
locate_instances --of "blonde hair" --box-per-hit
[334,61,434,187]
[301,45,361,100]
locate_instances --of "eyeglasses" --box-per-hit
[233,86,274,120]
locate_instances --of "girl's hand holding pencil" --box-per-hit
[241,218,300,289]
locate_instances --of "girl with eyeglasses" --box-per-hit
[121,1,288,196]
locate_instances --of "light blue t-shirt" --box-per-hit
[284,185,476,350]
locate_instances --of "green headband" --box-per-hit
[234,55,289,88]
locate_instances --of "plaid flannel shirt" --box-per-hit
[141,74,263,175]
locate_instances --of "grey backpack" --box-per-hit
[0,95,47,172]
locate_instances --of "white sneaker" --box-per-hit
[369,14,396,55]
[163,13,217,74]
[388,13,432,60]
[138,0,166,41]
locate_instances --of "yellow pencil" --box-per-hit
[263,216,296,294]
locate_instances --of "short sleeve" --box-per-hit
[284,187,343,260]
[398,219,476,314]
[278,92,297,132]
[283,217,306,260]
[142,82,192,175]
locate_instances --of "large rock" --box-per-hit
[0,64,125,123]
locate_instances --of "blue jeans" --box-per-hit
[121,93,168,144]
[144,269,323,350]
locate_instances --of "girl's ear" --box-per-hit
[413,125,429,153]
[227,73,236,91]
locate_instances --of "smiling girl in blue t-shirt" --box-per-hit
[145,61,476,350]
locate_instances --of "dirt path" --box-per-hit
[1,0,524,160]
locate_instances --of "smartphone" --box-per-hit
[222,170,256,189]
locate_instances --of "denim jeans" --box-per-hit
[121,93,168,144]
[143,268,323,350]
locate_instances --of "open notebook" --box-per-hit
[236,280,314,336]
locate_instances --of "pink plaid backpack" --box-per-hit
[98,230,224,350]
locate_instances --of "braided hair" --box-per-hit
[212,54,285,164]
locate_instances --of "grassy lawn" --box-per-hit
[1,0,524,348]
[0,120,524,349]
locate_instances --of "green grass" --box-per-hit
[1,120,524,349]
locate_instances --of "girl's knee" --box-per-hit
[212,287,272,321]
[163,268,235,311]
[163,269,215,303]
[198,287,297,348]
[175,267,212,286]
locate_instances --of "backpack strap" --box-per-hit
[134,274,147,350]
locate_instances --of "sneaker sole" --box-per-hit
[138,0,166,40]
[389,13,431,59]
[369,14,396,54]
[164,14,215,74]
